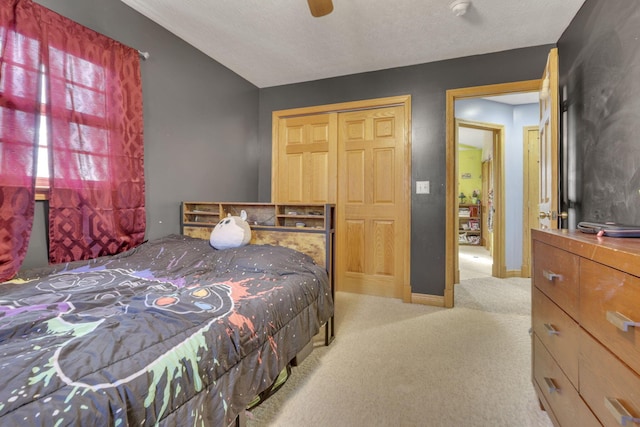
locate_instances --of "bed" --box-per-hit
[0,233,333,426]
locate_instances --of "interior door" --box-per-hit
[337,106,408,299]
[273,113,337,203]
[522,126,540,277]
[538,48,560,229]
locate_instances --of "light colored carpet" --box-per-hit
[247,277,553,427]
[459,245,493,280]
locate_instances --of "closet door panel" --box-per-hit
[310,151,329,202]
[274,113,336,203]
[338,106,406,299]
[345,150,365,204]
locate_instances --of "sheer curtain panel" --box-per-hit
[41,6,145,263]
[1,0,145,272]
[0,0,39,281]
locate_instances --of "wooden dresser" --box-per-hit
[532,229,640,427]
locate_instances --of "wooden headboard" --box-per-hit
[180,202,334,269]
[183,226,329,268]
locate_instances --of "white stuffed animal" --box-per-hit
[209,210,251,250]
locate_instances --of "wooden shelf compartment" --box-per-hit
[458,203,482,246]
[182,202,220,226]
[276,204,329,229]
[181,202,334,233]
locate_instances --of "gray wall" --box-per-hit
[25,0,632,299]
[257,46,553,296]
[558,0,640,225]
[22,0,260,269]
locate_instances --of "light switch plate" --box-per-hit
[416,181,430,194]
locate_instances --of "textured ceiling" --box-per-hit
[121,0,585,88]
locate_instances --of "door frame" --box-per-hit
[272,95,413,302]
[445,80,540,308]
[454,119,504,283]
[521,125,540,278]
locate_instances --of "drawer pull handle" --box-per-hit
[606,311,640,332]
[543,270,562,282]
[544,377,559,394]
[604,397,640,426]
[544,323,560,336]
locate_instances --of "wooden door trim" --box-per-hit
[272,95,412,302]
[445,80,540,308]
[455,119,505,282]
[272,95,411,119]
[522,126,539,278]
[538,48,560,230]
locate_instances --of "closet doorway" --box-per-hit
[272,96,412,302]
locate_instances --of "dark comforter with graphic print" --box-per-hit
[0,234,333,426]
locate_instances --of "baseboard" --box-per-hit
[411,293,445,307]
[505,269,523,278]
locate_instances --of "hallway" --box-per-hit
[459,245,493,280]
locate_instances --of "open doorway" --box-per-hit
[456,120,499,281]
[444,80,541,308]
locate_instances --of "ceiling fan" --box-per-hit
[307,0,333,17]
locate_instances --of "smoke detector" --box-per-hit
[450,0,471,16]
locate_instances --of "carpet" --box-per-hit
[246,277,553,427]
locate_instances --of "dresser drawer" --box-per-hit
[532,287,579,387]
[579,329,640,427]
[533,335,588,427]
[580,258,640,376]
[533,241,580,319]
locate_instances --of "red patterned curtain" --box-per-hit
[41,6,145,263]
[0,0,40,281]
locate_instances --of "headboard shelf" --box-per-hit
[182,202,334,230]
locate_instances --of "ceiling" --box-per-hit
[459,92,541,149]
[483,92,540,105]
[459,127,494,150]
[121,0,585,88]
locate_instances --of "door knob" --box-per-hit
[539,211,551,219]
[558,211,568,220]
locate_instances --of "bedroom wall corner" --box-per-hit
[21,0,260,271]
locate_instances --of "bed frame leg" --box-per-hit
[325,316,335,345]
[234,410,247,427]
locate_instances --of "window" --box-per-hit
[49,46,110,183]
[1,1,145,267]
[0,30,41,187]
[0,45,115,199]
[35,66,49,197]
[0,32,49,199]
[33,49,111,200]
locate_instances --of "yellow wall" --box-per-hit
[458,148,482,203]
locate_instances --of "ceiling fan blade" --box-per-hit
[307,0,333,17]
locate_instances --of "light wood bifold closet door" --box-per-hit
[273,98,410,301]
[337,106,406,299]
[274,113,337,203]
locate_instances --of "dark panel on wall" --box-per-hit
[558,0,640,225]
[21,0,260,270]
[258,45,553,296]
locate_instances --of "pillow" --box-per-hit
[210,212,251,250]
